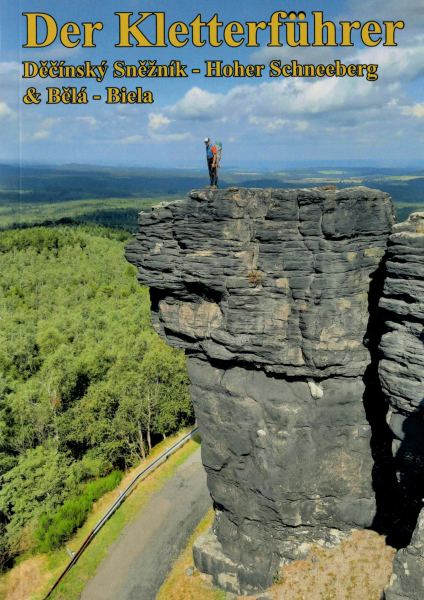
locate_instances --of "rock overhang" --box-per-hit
[125,186,395,378]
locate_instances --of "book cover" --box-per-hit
[1,2,423,600]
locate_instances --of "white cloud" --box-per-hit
[150,132,193,142]
[266,119,288,131]
[33,130,50,139]
[249,116,287,130]
[295,120,308,131]
[248,115,309,133]
[161,30,424,140]
[77,116,98,128]
[168,87,224,120]
[0,102,15,119]
[347,42,424,83]
[402,103,424,118]
[167,77,382,123]
[148,113,171,130]
[346,0,424,28]
[0,62,20,75]
[118,134,144,144]
[40,117,62,128]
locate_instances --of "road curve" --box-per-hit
[80,447,211,600]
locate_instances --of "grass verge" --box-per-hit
[156,508,226,600]
[271,529,395,600]
[0,429,200,600]
[156,525,395,600]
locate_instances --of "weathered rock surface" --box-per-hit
[380,213,424,600]
[125,186,396,594]
[384,508,424,600]
[126,187,394,377]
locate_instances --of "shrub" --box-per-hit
[36,470,123,552]
[247,270,261,285]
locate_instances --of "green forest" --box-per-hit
[0,226,193,570]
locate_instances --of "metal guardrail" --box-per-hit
[42,426,200,599]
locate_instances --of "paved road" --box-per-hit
[80,447,211,600]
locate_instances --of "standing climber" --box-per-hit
[204,138,222,188]
[204,137,216,188]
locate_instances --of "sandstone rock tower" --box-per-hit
[125,187,398,594]
[380,213,424,600]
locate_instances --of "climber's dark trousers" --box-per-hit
[207,158,217,186]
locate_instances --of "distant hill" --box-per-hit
[1,163,424,229]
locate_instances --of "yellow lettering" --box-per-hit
[269,60,282,76]
[168,21,189,47]
[207,15,223,47]
[268,12,287,47]
[340,21,361,46]
[82,22,103,47]
[23,62,38,77]
[246,21,267,47]
[115,12,162,47]
[224,22,244,47]
[361,21,382,47]
[312,12,337,46]
[23,13,57,47]
[286,21,310,47]
[190,15,206,47]
[60,22,81,48]
[383,21,404,46]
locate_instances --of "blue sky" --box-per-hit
[1,0,424,168]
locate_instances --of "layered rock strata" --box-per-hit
[380,213,424,600]
[125,186,396,595]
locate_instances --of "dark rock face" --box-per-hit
[189,361,376,594]
[380,213,424,600]
[384,508,424,600]
[125,186,396,595]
